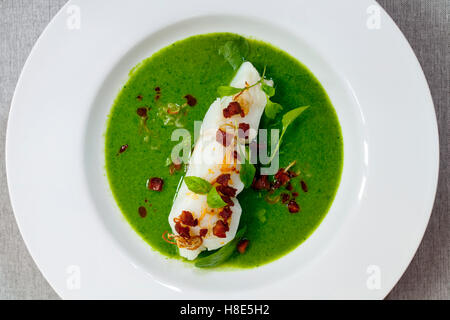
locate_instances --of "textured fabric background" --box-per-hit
[0,0,448,299]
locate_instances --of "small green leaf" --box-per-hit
[207,187,227,208]
[256,208,267,223]
[269,106,309,163]
[282,106,309,133]
[184,176,212,194]
[265,99,283,119]
[218,39,249,70]
[240,163,256,188]
[195,226,247,268]
[217,86,242,97]
[261,83,275,97]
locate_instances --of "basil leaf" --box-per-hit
[261,83,275,97]
[217,86,242,97]
[282,106,309,133]
[195,226,247,268]
[240,163,256,188]
[184,176,212,194]
[207,187,227,208]
[265,99,283,119]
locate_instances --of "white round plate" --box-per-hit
[6,0,439,299]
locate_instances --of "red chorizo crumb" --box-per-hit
[118,144,128,155]
[216,129,233,147]
[292,192,299,198]
[216,174,231,186]
[288,171,298,178]
[199,229,208,237]
[154,87,161,92]
[281,193,290,204]
[301,180,308,192]
[148,177,163,191]
[219,206,233,220]
[138,206,147,218]
[233,150,239,160]
[216,185,237,197]
[136,107,148,117]
[223,101,243,118]
[184,94,197,107]
[175,221,190,238]
[179,210,198,227]
[286,183,293,191]
[213,220,229,238]
[220,195,234,207]
[169,160,182,175]
[252,175,270,190]
[274,168,291,187]
[237,239,249,254]
[288,200,300,213]
[136,95,143,101]
[238,123,250,139]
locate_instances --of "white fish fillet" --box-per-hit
[168,61,271,260]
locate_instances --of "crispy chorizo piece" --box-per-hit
[223,101,243,118]
[252,175,270,190]
[274,168,291,188]
[179,210,198,227]
[237,239,249,254]
[238,122,250,139]
[220,194,234,207]
[281,193,290,204]
[148,177,164,191]
[216,185,237,197]
[216,174,231,186]
[216,129,234,147]
[288,200,300,213]
[213,220,229,238]
[219,206,233,220]
[175,221,190,238]
[199,228,208,238]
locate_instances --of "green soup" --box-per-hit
[105,33,343,268]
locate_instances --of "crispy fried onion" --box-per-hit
[162,231,203,250]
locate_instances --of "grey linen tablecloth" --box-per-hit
[0,0,448,299]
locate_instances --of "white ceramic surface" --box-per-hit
[6,0,438,299]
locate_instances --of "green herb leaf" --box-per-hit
[265,99,283,119]
[261,83,275,97]
[207,187,228,208]
[256,208,267,223]
[195,226,247,268]
[184,176,212,194]
[217,86,242,97]
[282,106,309,133]
[269,106,309,163]
[218,39,249,70]
[240,163,256,188]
